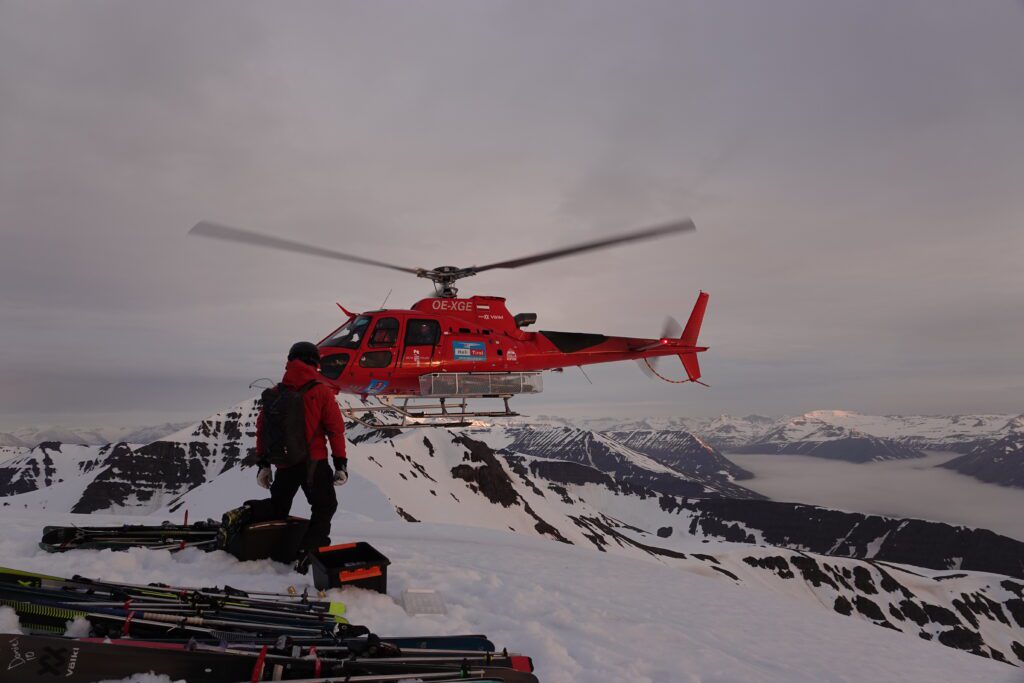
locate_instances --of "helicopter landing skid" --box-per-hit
[340,394,519,429]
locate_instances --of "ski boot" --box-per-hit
[217,504,253,550]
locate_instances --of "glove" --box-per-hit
[332,457,348,487]
[256,466,273,489]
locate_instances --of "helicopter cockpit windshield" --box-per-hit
[322,315,372,349]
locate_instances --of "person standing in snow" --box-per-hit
[247,341,348,563]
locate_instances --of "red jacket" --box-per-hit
[255,360,347,465]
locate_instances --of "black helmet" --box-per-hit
[288,341,321,366]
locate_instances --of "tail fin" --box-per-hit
[680,291,709,384]
[680,291,708,347]
[679,352,702,383]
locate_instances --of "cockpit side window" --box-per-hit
[322,316,371,349]
[369,317,399,348]
[405,319,440,346]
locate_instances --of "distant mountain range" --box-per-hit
[730,413,925,462]
[3,409,1022,487]
[508,410,1023,478]
[0,422,192,448]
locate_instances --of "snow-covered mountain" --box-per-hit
[0,433,28,448]
[788,410,1018,453]
[0,407,256,512]
[4,401,1024,668]
[501,424,758,499]
[139,418,1024,666]
[684,413,777,450]
[6,422,193,447]
[940,419,1024,489]
[536,410,1021,462]
[731,413,926,462]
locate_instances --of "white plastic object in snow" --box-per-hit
[401,588,447,616]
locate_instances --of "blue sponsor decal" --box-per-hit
[452,341,486,361]
[365,379,389,394]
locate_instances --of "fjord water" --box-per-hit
[729,451,1024,540]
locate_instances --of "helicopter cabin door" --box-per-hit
[401,318,441,369]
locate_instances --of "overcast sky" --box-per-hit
[1,1,1022,429]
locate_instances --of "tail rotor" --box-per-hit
[637,315,682,379]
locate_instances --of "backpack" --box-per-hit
[259,380,318,468]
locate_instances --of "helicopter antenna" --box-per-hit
[577,366,594,385]
[379,288,393,309]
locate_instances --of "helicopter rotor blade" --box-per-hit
[471,219,695,273]
[662,315,683,340]
[189,222,422,275]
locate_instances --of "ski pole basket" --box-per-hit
[311,542,390,593]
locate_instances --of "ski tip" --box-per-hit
[329,600,348,623]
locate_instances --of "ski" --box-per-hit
[0,634,536,683]
[39,522,221,553]
[0,583,349,629]
[0,566,341,617]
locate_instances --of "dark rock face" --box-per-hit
[680,498,1024,579]
[72,441,219,514]
[0,443,105,496]
[504,426,761,499]
[71,401,259,514]
[603,429,754,481]
[450,434,570,544]
[939,432,1024,488]
[733,435,924,462]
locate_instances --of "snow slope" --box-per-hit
[158,442,1024,666]
[0,510,1018,683]
[4,404,1024,671]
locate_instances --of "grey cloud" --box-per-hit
[1,1,1022,427]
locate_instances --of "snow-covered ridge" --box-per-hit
[147,432,1024,667]
[3,399,1024,667]
[1,422,194,448]
[731,414,926,462]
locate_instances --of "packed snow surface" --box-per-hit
[0,511,1016,683]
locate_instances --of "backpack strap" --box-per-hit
[298,380,319,395]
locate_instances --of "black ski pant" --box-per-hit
[249,459,338,553]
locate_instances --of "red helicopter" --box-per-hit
[190,220,708,427]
